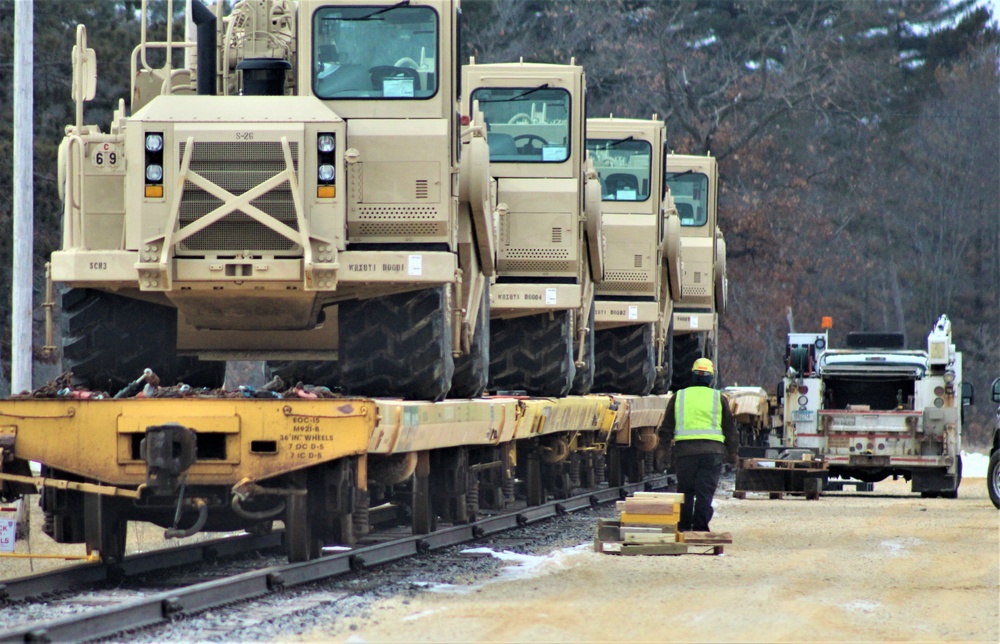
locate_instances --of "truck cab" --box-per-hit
[781,315,970,497]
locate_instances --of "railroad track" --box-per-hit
[0,476,670,642]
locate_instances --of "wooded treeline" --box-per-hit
[1,0,998,443]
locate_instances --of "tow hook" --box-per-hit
[140,423,197,494]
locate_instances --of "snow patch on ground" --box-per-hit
[415,545,590,595]
[841,599,882,615]
[961,451,988,478]
[879,537,922,557]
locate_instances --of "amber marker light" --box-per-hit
[821,316,833,329]
[145,185,164,198]
[317,186,336,198]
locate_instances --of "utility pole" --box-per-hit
[12,0,34,394]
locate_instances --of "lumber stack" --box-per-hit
[595,492,688,555]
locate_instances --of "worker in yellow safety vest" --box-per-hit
[660,358,738,532]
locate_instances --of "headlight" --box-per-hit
[146,164,164,182]
[145,133,163,152]
[318,164,336,182]
[317,134,335,153]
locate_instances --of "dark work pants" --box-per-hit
[675,452,723,532]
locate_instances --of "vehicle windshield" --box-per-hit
[586,138,652,202]
[471,87,571,163]
[665,172,709,226]
[313,5,438,99]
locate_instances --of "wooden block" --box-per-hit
[621,500,680,515]
[619,526,663,534]
[602,541,623,553]
[620,543,688,556]
[620,511,680,526]
[632,491,685,503]
[597,523,621,542]
[681,531,733,545]
[624,532,679,545]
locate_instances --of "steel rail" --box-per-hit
[0,475,670,642]
[0,532,283,603]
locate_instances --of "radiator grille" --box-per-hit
[597,280,655,294]
[605,270,649,282]
[684,285,710,297]
[354,205,440,219]
[504,248,570,259]
[501,260,576,273]
[178,141,300,252]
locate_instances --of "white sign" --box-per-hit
[542,146,567,162]
[616,189,637,200]
[628,305,638,320]
[383,78,414,97]
[408,254,422,276]
[690,316,699,329]
[545,288,557,305]
[0,518,16,552]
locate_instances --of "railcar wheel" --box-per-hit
[339,287,454,401]
[63,288,224,392]
[490,311,575,397]
[450,284,490,399]
[988,451,1000,509]
[593,323,655,395]
[84,493,127,565]
[670,332,705,391]
[570,302,595,395]
[285,493,322,562]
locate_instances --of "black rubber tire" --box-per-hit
[988,450,1000,509]
[670,332,705,391]
[62,288,225,392]
[450,284,490,399]
[570,301,595,396]
[489,311,575,397]
[651,319,674,395]
[593,323,655,395]
[268,359,339,389]
[84,493,127,565]
[338,287,454,401]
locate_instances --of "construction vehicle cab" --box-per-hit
[53,0,495,401]
[664,153,727,389]
[463,59,604,397]
[586,117,681,395]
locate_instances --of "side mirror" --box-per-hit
[961,382,974,407]
[991,377,1000,404]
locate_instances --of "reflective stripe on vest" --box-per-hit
[675,387,725,442]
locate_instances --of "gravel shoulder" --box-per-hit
[300,477,999,643]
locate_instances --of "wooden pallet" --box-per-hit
[739,457,828,471]
[825,479,875,492]
[681,531,732,555]
[733,490,820,500]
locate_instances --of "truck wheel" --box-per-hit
[988,451,1000,509]
[489,311,575,397]
[450,284,490,399]
[593,323,655,395]
[63,288,224,392]
[339,287,454,401]
[570,302,595,395]
[670,332,704,391]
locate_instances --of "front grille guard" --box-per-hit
[135,136,338,292]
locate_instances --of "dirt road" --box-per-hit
[306,478,999,643]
